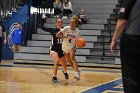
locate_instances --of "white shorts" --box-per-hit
[62,45,76,53]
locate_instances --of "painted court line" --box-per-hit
[81,78,123,93]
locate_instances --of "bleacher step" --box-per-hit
[27,40,94,48]
[20,46,90,55]
[32,34,98,42]
[72,5,116,10]
[13,59,121,68]
[14,53,87,62]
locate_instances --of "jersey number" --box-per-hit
[57,39,63,44]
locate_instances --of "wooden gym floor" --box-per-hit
[0,60,123,93]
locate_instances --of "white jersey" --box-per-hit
[60,26,80,53]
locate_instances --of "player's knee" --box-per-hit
[68,61,73,64]
[52,56,59,62]
[54,63,59,66]
[71,57,76,62]
[54,59,59,63]
[68,62,74,67]
[63,66,67,69]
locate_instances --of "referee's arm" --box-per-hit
[110,0,136,52]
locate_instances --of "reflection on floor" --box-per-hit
[0,60,123,93]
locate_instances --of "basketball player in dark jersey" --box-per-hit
[42,18,73,83]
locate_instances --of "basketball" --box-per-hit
[76,37,86,48]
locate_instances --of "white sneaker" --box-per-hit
[74,71,80,80]
[62,16,67,19]
[54,15,56,18]
[78,69,81,72]
[56,15,59,18]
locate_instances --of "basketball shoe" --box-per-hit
[62,71,69,80]
[52,76,58,83]
[74,69,81,80]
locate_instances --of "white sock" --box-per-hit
[75,72,79,75]
[53,75,57,77]
[63,71,67,73]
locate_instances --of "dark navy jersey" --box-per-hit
[43,27,63,47]
[42,27,65,58]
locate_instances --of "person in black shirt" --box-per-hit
[77,8,87,25]
[42,18,73,83]
[0,22,6,64]
[110,0,140,93]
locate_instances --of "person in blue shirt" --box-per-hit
[11,23,23,53]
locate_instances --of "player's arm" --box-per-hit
[42,27,54,34]
[56,27,67,38]
[56,31,67,38]
[112,0,136,42]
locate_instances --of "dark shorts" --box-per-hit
[120,34,140,93]
[0,38,2,62]
[50,45,64,58]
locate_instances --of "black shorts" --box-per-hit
[0,38,2,62]
[50,45,64,58]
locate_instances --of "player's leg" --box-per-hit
[69,49,80,80]
[59,56,69,79]
[13,45,18,53]
[57,48,69,80]
[65,53,74,68]
[17,45,21,52]
[50,51,60,83]
[62,45,74,68]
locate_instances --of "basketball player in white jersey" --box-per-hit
[56,16,81,80]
